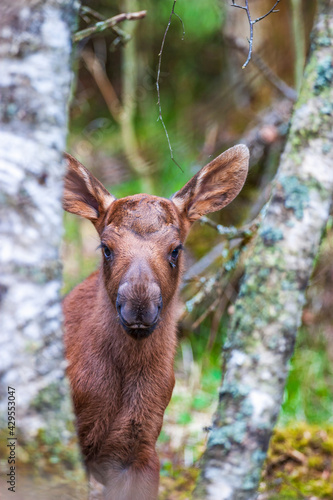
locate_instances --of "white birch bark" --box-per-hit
[195,1,333,498]
[0,0,86,495]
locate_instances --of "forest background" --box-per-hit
[26,0,333,498]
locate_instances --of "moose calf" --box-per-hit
[62,145,249,500]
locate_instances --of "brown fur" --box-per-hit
[62,145,249,499]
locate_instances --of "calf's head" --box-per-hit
[63,145,249,340]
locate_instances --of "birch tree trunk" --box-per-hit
[0,1,86,497]
[195,1,333,498]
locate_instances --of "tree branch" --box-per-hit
[81,49,121,122]
[73,10,147,43]
[200,216,260,239]
[79,6,132,46]
[156,0,185,171]
[225,35,297,101]
[231,0,281,69]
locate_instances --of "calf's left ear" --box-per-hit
[171,144,249,222]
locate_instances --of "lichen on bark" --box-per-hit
[195,1,333,498]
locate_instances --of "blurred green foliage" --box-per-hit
[281,329,333,425]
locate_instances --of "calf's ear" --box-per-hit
[63,153,115,224]
[171,145,249,223]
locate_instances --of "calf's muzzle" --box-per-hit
[116,280,163,339]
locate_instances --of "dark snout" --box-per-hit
[116,281,162,340]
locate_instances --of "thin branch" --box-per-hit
[192,296,221,330]
[73,10,147,43]
[179,216,261,321]
[231,0,281,69]
[254,0,281,24]
[81,49,121,122]
[79,7,132,45]
[226,35,297,101]
[182,235,250,325]
[80,6,104,22]
[206,283,237,349]
[156,0,185,172]
[200,215,260,239]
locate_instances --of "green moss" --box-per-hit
[230,238,288,348]
[261,424,333,500]
[308,455,325,471]
[322,438,333,453]
[160,466,200,500]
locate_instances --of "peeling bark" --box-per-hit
[0,0,86,496]
[195,1,333,499]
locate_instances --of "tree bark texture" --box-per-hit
[0,0,86,495]
[195,1,333,499]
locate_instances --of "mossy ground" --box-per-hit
[260,424,333,500]
[157,422,333,500]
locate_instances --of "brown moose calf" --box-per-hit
[62,145,249,500]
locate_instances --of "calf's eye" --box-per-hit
[171,248,179,259]
[101,244,113,261]
[169,244,182,268]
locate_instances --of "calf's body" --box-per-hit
[62,146,249,499]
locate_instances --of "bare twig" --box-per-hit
[231,0,281,68]
[226,35,297,101]
[207,282,237,349]
[291,0,306,91]
[156,0,185,171]
[81,49,121,122]
[74,10,147,43]
[182,234,250,325]
[181,217,260,289]
[82,47,152,187]
[180,215,261,326]
[182,243,227,289]
[80,6,104,22]
[79,7,132,45]
[192,296,221,330]
[200,215,260,239]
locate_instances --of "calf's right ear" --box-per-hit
[171,145,249,223]
[63,153,115,224]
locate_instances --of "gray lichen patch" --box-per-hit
[259,226,283,246]
[208,421,247,450]
[314,56,333,94]
[279,176,309,220]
